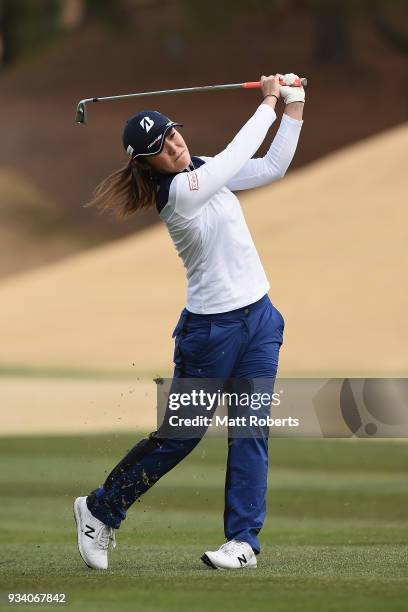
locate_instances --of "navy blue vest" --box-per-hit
[153,156,206,214]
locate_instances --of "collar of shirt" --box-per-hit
[152,160,196,184]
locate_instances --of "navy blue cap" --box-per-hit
[122,110,183,159]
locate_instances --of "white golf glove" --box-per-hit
[279,73,305,105]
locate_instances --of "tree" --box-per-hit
[374,2,408,55]
[0,0,22,67]
[60,0,86,30]
[313,1,352,64]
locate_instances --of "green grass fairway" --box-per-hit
[0,435,407,611]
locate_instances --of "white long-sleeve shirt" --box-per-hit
[156,103,303,314]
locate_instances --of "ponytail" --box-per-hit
[85,158,156,219]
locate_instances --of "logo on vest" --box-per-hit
[140,117,154,132]
[187,170,199,191]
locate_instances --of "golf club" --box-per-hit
[75,76,308,125]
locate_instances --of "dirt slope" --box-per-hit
[0,123,406,377]
[0,167,86,277]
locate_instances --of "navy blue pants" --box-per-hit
[87,294,284,554]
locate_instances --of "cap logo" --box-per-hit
[147,133,163,150]
[140,116,154,132]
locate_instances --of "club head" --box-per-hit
[75,101,87,125]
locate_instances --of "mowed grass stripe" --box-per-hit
[1,434,408,471]
[2,455,408,492]
[1,542,407,578]
[1,437,407,520]
[1,501,408,547]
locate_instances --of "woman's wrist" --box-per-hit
[284,101,304,120]
[264,94,279,102]
[262,94,278,110]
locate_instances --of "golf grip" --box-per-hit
[243,77,307,88]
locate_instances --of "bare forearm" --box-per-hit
[284,101,304,120]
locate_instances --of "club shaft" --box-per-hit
[79,83,252,106]
[76,78,307,124]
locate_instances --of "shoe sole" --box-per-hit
[200,553,219,569]
[73,497,93,570]
[200,552,257,570]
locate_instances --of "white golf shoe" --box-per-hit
[201,540,257,570]
[73,496,116,570]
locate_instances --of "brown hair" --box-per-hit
[85,157,156,219]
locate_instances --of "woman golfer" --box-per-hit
[74,73,305,570]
